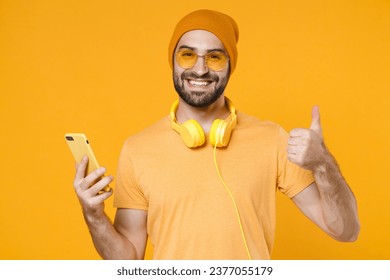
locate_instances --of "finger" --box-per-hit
[310,105,322,136]
[289,128,310,138]
[74,155,88,182]
[78,167,107,191]
[87,175,114,196]
[287,153,299,164]
[288,137,301,146]
[88,188,114,205]
[286,145,297,155]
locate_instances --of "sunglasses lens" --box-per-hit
[206,51,227,71]
[176,48,228,71]
[176,49,198,69]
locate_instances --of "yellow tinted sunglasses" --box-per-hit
[176,48,229,71]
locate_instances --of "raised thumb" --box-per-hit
[310,105,322,136]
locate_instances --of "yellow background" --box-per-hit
[1,0,389,259]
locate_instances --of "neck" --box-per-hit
[176,95,229,133]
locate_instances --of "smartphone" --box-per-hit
[65,133,110,192]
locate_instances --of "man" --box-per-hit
[73,10,360,260]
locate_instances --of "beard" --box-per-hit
[173,70,229,108]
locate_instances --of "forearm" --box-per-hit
[313,147,360,241]
[73,157,143,259]
[83,211,138,259]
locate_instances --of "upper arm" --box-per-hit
[291,183,331,235]
[113,208,148,260]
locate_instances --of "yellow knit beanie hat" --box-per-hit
[168,9,239,73]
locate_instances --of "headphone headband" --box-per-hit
[170,97,237,148]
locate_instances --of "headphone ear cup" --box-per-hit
[180,120,206,148]
[210,119,224,147]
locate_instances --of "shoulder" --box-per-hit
[124,116,170,143]
[121,116,173,153]
[236,111,287,137]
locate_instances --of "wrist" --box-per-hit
[312,147,344,192]
[310,143,332,173]
[82,207,107,226]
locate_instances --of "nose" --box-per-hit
[191,56,209,76]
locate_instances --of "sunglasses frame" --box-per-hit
[175,47,229,72]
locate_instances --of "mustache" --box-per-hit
[181,71,219,82]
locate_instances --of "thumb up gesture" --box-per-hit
[287,106,327,171]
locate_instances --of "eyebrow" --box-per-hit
[178,45,226,53]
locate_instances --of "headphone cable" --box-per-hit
[213,145,252,260]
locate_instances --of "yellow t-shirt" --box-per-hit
[113,112,314,259]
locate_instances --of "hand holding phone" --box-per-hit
[65,133,111,192]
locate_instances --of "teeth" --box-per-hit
[188,80,210,87]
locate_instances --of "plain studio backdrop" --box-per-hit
[0,0,389,259]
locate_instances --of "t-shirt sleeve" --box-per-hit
[276,126,315,198]
[113,142,149,210]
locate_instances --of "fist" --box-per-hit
[287,106,326,170]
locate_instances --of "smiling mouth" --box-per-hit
[186,79,213,87]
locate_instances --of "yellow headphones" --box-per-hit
[170,97,237,148]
